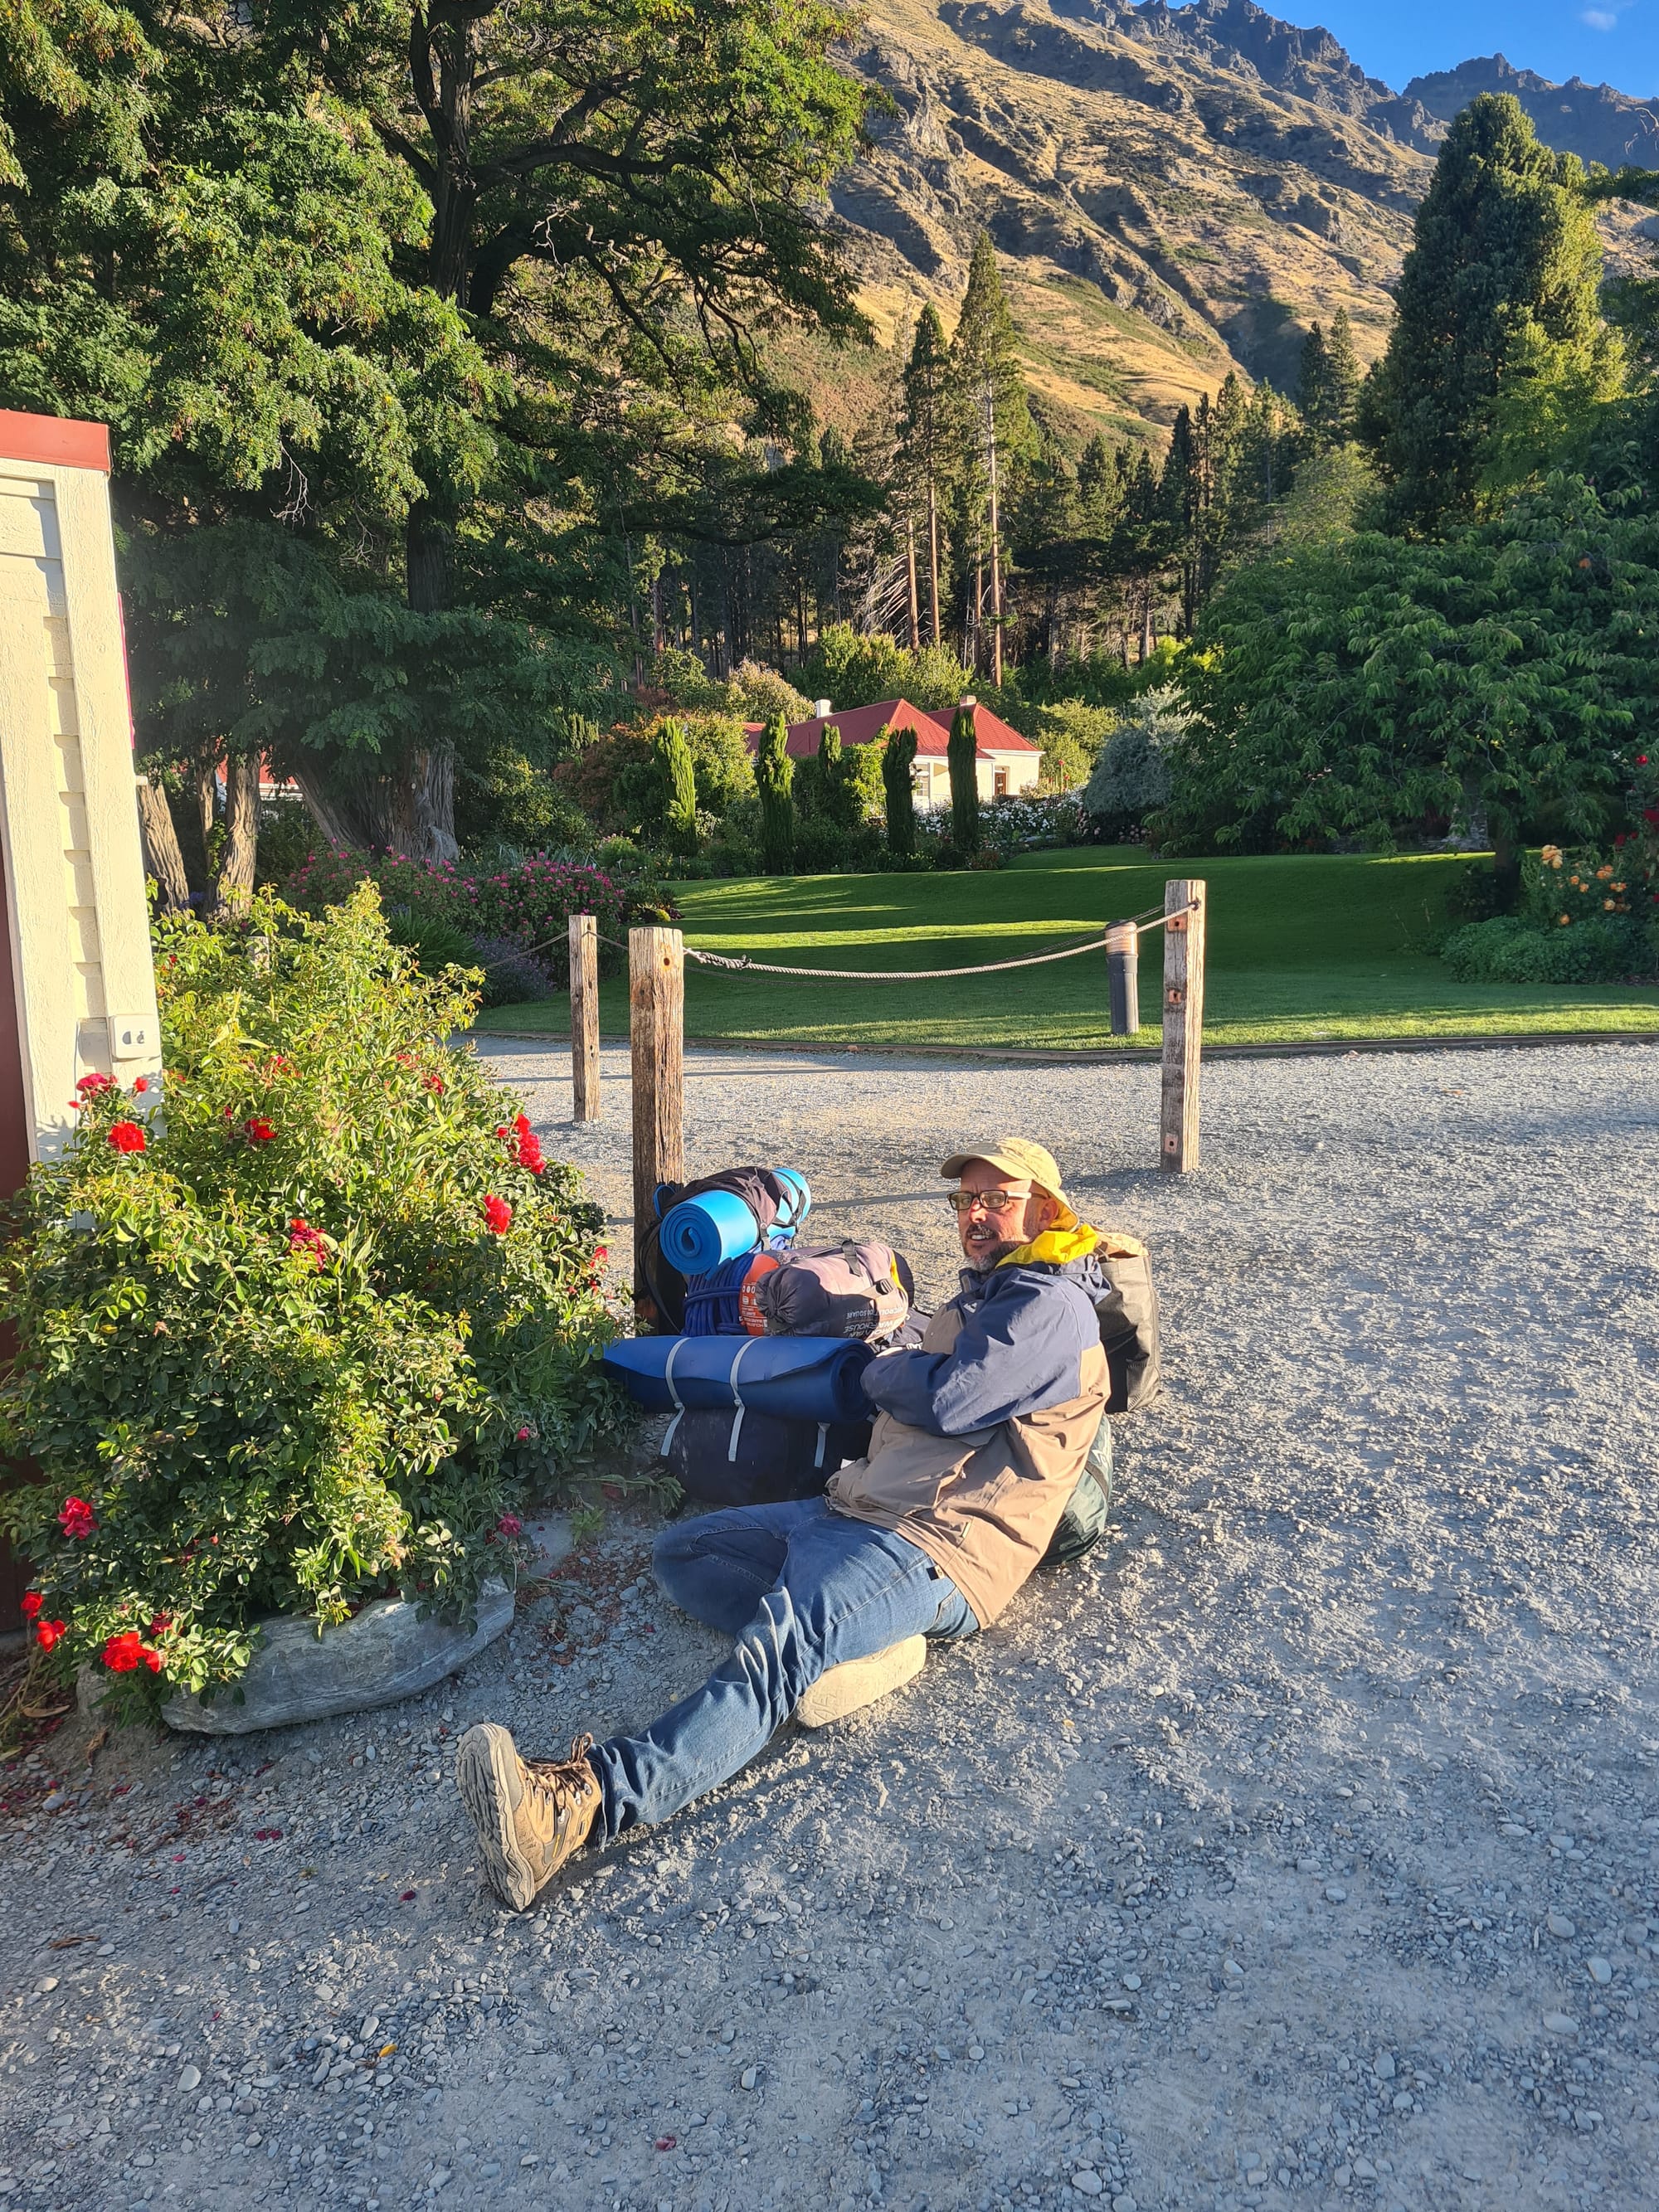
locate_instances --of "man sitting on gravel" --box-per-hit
[456,1137,1109,1912]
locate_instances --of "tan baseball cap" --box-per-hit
[939,1138,1071,1208]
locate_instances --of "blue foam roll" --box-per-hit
[659,1189,761,1274]
[601,1334,874,1425]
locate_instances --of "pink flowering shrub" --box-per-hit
[279,846,670,985]
[0,886,621,1709]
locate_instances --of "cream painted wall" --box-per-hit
[0,458,163,1160]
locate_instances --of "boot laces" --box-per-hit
[525,1733,596,1828]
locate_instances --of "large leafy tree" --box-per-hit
[1165,475,1654,875]
[1360,94,1622,537]
[0,0,868,862]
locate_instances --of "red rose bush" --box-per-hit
[0,885,620,1709]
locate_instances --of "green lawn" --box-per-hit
[472,849,1659,1052]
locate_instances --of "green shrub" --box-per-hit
[1441,912,1647,983]
[281,848,659,984]
[1083,688,1185,836]
[1030,700,1114,792]
[0,887,620,1709]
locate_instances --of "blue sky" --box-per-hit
[1219,2,1659,97]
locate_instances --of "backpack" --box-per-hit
[666,1407,874,1509]
[743,1242,917,1342]
[1043,1413,1115,1566]
[1095,1234,1160,1414]
[637,1166,807,1334]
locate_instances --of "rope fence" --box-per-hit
[558,883,1209,1297]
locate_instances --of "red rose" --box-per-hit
[595,1245,608,1262]
[484,1195,512,1235]
[36,1619,66,1652]
[76,1072,114,1095]
[102,1631,147,1672]
[58,1496,95,1540]
[496,1514,523,1538]
[246,1118,275,1143]
[107,1121,146,1155]
[131,1077,149,1094]
[423,1075,445,1094]
[148,1614,172,1639]
[21,1591,43,1619]
[287,1218,328,1267]
[514,1426,532,1443]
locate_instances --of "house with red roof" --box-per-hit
[744,695,1041,811]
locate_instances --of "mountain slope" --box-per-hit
[824,0,1649,450]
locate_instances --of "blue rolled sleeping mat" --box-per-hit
[656,1168,810,1275]
[601,1332,875,1426]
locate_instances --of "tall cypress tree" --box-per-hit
[1297,323,1335,448]
[880,725,917,859]
[900,304,952,649]
[948,700,981,854]
[1362,93,1619,535]
[656,718,699,855]
[756,713,795,874]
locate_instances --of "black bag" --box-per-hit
[638,1167,803,1334]
[666,1406,874,1509]
[1095,1235,1160,1414]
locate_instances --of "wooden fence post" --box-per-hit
[1159,878,1206,1173]
[1106,919,1140,1037]
[569,912,601,1123]
[630,924,684,1316]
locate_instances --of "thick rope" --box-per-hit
[574,902,1193,984]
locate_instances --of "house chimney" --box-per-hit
[959,694,977,708]
[813,698,832,719]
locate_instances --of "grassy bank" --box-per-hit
[472,849,1659,1052]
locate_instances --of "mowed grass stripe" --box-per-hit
[473,850,1659,1050]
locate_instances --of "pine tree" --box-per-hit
[656,718,699,855]
[1160,406,1199,632]
[948,700,981,854]
[1297,323,1335,449]
[881,725,917,859]
[1362,93,1622,534]
[1326,309,1361,441]
[755,713,796,873]
[900,305,952,649]
[948,232,1034,683]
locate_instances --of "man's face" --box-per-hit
[952,1159,1058,1267]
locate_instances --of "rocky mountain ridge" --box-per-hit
[823,0,1652,449]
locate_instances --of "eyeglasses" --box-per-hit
[946,1189,1030,1215]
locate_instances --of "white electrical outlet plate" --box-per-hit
[109,1013,152,1059]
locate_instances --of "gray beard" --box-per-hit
[962,1235,1022,1271]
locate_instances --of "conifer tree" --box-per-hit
[1326,309,1361,440]
[1362,93,1621,534]
[947,700,981,854]
[948,232,1034,683]
[880,725,917,859]
[755,713,796,874]
[1297,323,1335,448]
[900,304,952,649]
[656,718,699,855]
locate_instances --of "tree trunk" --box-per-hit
[196,762,216,855]
[135,774,192,914]
[288,760,358,852]
[905,521,920,652]
[213,755,259,913]
[927,478,941,648]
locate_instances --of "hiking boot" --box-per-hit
[455,1723,602,1911]
[796,1636,927,1729]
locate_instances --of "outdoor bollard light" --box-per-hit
[1106,919,1140,1037]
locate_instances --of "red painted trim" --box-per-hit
[0,410,111,474]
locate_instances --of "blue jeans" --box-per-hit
[586,1497,976,1840]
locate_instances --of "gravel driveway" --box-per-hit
[2,1036,1657,2212]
